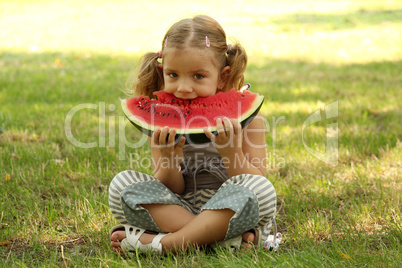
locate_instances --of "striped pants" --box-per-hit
[109,171,276,241]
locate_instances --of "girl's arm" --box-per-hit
[205,113,267,177]
[238,113,267,177]
[149,128,186,194]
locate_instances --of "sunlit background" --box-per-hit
[1,0,401,63]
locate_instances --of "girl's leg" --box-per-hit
[141,204,255,246]
[140,204,196,232]
[202,174,277,241]
[111,208,236,253]
[111,207,259,253]
[109,170,193,233]
[109,170,202,252]
[110,172,275,253]
[160,209,235,252]
[109,170,236,253]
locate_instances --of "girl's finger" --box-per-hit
[153,128,161,145]
[175,136,186,150]
[222,117,233,136]
[216,118,226,136]
[204,129,216,142]
[159,127,169,145]
[231,119,241,135]
[167,129,176,146]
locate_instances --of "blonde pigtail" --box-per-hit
[225,42,247,91]
[134,52,164,98]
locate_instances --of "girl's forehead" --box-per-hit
[164,47,210,56]
[163,47,219,67]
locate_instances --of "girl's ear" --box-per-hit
[219,66,231,87]
[157,63,163,71]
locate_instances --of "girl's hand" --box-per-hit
[151,127,186,193]
[152,127,186,167]
[204,118,242,156]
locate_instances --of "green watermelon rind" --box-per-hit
[121,93,264,144]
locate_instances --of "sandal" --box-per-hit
[110,224,169,255]
[215,228,261,252]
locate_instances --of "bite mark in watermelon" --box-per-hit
[121,89,264,143]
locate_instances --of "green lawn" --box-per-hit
[1,0,401,267]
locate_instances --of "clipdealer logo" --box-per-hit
[302,101,339,167]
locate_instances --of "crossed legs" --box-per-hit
[110,204,256,254]
[108,172,273,254]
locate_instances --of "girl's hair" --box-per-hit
[131,15,247,98]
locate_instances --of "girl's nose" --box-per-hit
[177,80,193,93]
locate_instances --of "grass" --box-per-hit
[1,0,401,267]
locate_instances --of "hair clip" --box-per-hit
[157,51,162,58]
[164,37,168,47]
[227,44,232,52]
[205,36,210,47]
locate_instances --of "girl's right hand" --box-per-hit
[151,127,186,165]
[151,127,186,194]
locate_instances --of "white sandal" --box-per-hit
[215,228,262,252]
[215,235,242,252]
[110,224,169,255]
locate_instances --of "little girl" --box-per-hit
[109,15,277,254]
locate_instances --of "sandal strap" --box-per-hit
[111,224,168,254]
[216,235,242,252]
[151,233,167,252]
[126,226,146,246]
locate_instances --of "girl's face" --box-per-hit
[161,48,230,99]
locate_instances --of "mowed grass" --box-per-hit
[1,0,401,267]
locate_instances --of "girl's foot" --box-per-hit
[110,229,157,253]
[241,231,255,249]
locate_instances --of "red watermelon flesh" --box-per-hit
[121,89,264,143]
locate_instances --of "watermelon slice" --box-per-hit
[121,89,264,143]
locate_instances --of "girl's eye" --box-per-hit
[168,73,178,78]
[194,74,204,79]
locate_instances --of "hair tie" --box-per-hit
[227,44,232,52]
[157,51,162,58]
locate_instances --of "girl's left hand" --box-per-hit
[204,118,242,155]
